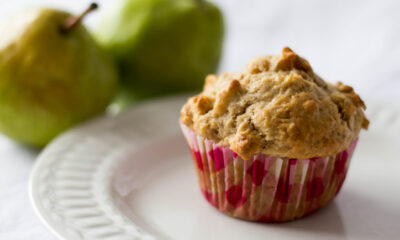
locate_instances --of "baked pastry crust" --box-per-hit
[181,47,369,159]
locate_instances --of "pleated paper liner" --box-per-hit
[180,123,358,222]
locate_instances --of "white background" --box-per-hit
[0,0,399,239]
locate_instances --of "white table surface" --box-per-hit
[0,0,399,239]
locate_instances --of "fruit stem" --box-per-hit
[60,3,98,33]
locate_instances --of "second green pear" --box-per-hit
[97,0,224,100]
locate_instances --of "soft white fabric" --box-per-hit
[0,0,399,239]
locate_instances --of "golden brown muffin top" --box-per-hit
[181,47,369,160]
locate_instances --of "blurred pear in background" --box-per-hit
[97,0,224,101]
[0,4,118,147]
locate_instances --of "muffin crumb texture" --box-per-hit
[181,47,369,159]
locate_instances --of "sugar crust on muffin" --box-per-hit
[181,47,369,160]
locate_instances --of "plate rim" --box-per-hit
[29,95,188,240]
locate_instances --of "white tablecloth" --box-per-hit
[0,0,399,239]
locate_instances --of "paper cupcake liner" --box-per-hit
[180,123,358,222]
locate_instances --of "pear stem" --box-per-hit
[60,3,98,33]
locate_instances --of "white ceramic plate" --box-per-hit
[30,95,400,240]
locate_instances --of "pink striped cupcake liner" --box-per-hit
[180,123,358,222]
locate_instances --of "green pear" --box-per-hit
[97,0,224,100]
[0,4,118,147]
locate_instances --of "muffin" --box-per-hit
[180,47,369,222]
